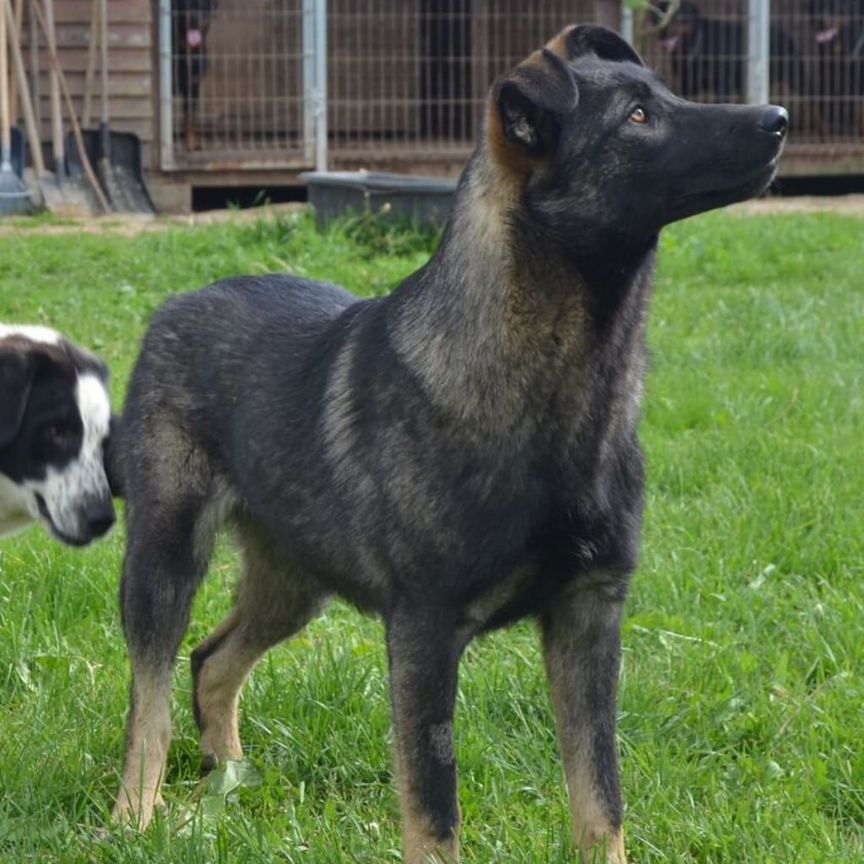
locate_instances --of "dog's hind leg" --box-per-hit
[113,431,224,829]
[114,511,216,828]
[386,607,464,864]
[191,517,327,772]
[541,577,628,864]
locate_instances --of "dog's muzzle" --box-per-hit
[36,492,116,547]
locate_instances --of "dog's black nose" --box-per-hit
[85,501,116,539]
[759,106,789,137]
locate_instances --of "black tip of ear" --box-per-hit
[557,24,645,68]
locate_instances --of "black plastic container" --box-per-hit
[302,171,457,230]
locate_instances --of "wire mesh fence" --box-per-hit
[161,0,864,172]
[640,1,751,103]
[326,0,595,164]
[776,0,864,147]
[640,0,863,153]
[168,0,307,167]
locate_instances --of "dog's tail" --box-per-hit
[105,414,126,499]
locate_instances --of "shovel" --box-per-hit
[38,0,96,214]
[5,0,27,184]
[66,0,154,213]
[0,0,36,214]
[29,0,108,213]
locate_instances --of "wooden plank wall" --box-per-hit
[18,0,155,168]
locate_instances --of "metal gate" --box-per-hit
[159,0,325,171]
[770,0,864,157]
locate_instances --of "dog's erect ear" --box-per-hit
[547,24,645,68]
[492,49,578,159]
[0,347,34,448]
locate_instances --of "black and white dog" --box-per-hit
[0,324,116,547]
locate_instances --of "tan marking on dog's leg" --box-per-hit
[387,613,462,864]
[194,609,323,769]
[193,524,325,771]
[112,667,173,829]
[542,584,628,864]
[398,786,460,864]
[552,727,627,864]
[195,627,279,767]
[195,605,322,767]
[390,740,460,864]
[192,610,245,765]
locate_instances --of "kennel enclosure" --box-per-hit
[15,1,864,209]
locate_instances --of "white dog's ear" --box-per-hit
[0,347,34,448]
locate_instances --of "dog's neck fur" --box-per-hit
[388,141,655,443]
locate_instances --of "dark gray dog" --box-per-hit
[110,25,787,863]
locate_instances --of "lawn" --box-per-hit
[0,208,862,863]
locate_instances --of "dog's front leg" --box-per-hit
[386,607,463,864]
[541,578,628,864]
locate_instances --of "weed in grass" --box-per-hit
[338,210,442,260]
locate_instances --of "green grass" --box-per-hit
[1,209,862,862]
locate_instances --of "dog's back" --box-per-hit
[120,273,357,524]
[124,275,354,434]
[118,275,386,580]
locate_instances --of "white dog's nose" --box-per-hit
[84,498,116,539]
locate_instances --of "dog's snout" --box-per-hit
[759,105,789,138]
[85,500,116,539]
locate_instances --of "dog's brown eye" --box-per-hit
[630,107,647,124]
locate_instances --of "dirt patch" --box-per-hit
[0,203,306,237]
[728,194,864,216]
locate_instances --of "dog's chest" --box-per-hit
[455,433,643,632]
